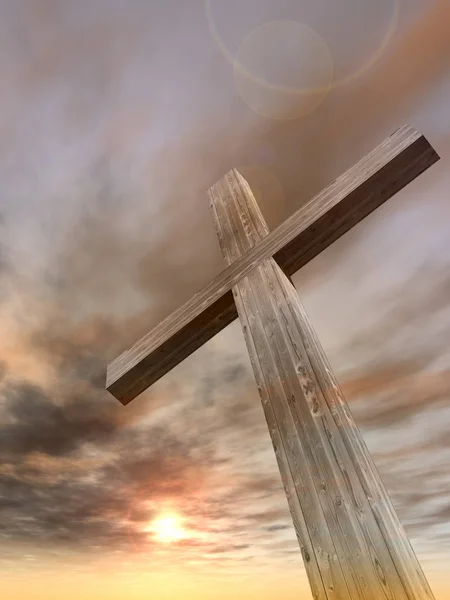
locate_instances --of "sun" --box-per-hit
[147,512,186,544]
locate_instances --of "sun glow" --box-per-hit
[147,512,186,543]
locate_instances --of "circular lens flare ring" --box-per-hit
[205,0,400,94]
[233,21,333,120]
[234,20,334,98]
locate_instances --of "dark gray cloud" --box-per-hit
[0,389,209,551]
[0,380,120,457]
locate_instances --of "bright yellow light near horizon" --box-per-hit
[147,512,186,544]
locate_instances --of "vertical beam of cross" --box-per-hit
[208,169,435,600]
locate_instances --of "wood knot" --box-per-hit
[375,558,387,586]
[296,364,308,377]
[302,548,311,563]
[302,381,315,396]
[335,497,342,507]
[320,482,327,491]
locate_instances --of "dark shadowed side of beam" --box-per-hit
[274,133,438,275]
[106,127,439,405]
[107,289,236,404]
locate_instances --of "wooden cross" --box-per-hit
[106,126,439,600]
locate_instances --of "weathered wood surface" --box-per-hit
[107,126,439,404]
[209,170,435,600]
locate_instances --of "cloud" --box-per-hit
[0,317,286,563]
[0,392,210,551]
[0,382,117,457]
[342,363,450,428]
[0,0,448,581]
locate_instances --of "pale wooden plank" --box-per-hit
[210,170,435,599]
[261,259,433,599]
[213,174,346,598]
[234,270,348,599]
[291,295,435,599]
[107,126,438,404]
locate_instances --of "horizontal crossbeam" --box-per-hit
[106,126,439,405]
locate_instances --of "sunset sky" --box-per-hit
[0,1,449,599]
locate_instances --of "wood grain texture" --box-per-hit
[210,171,435,600]
[106,126,439,404]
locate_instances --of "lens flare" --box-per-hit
[233,21,333,120]
[205,0,400,93]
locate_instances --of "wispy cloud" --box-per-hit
[0,1,448,591]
